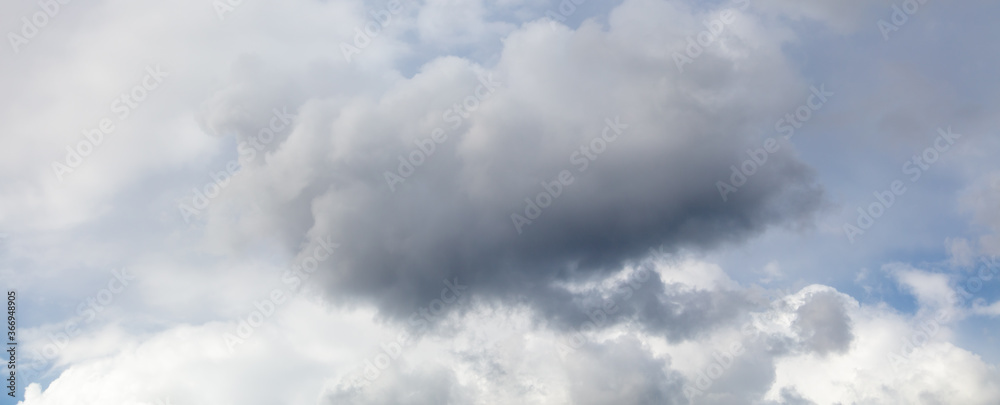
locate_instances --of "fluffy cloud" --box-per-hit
[5,0,1000,404]
[17,259,1000,405]
[193,0,825,335]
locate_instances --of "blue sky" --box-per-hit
[2,0,1000,404]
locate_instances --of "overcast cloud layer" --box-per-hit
[2,0,1000,404]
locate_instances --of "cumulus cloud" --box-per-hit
[563,336,688,405]
[17,262,1000,405]
[4,0,1000,404]
[194,0,825,335]
[792,291,854,355]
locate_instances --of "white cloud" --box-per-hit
[19,258,1000,405]
[4,1,1000,404]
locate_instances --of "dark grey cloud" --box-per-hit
[9,0,1000,404]
[534,270,754,341]
[198,2,824,343]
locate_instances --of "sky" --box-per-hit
[1,0,999,404]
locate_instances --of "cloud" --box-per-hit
[891,264,960,315]
[792,291,854,355]
[326,365,470,405]
[193,0,825,338]
[973,300,1000,317]
[564,336,688,405]
[5,0,1000,404]
[17,261,1000,405]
